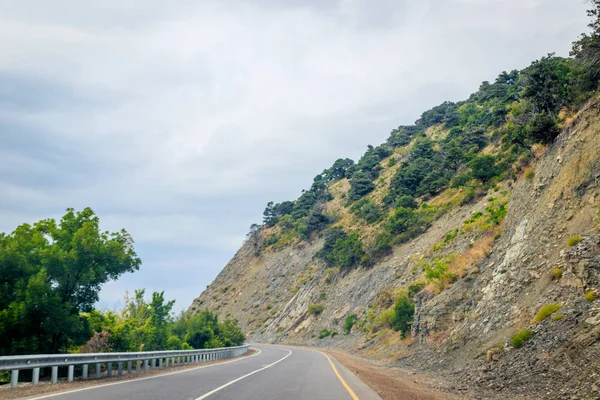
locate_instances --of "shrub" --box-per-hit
[350,198,382,224]
[534,303,562,322]
[396,195,418,209]
[511,329,532,348]
[374,308,395,329]
[343,314,358,334]
[469,155,499,182]
[524,167,535,181]
[450,172,472,188]
[319,329,332,339]
[585,291,596,302]
[552,268,563,280]
[390,296,415,338]
[408,282,426,298]
[567,236,583,247]
[552,314,564,321]
[307,303,325,316]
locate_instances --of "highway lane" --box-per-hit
[27,344,382,400]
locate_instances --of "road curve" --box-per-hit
[26,344,382,400]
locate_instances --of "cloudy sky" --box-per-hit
[0,0,589,312]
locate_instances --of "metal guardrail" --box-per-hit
[0,344,249,389]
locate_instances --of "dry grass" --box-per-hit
[558,107,576,128]
[523,167,535,182]
[531,143,549,159]
[448,233,496,278]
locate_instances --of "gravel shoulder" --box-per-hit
[322,348,468,400]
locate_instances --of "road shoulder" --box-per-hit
[322,348,467,400]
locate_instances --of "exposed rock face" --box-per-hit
[191,98,600,399]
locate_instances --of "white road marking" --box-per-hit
[194,349,293,400]
[25,349,262,400]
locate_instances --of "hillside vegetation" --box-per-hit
[193,3,600,399]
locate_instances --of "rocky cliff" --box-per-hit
[190,95,600,399]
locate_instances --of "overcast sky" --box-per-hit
[0,0,589,312]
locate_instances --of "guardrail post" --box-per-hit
[159,358,163,368]
[96,363,101,378]
[118,361,123,376]
[11,370,19,388]
[171,357,175,366]
[152,359,156,368]
[107,362,112,377]
[136,360,141,373]
[67,365,74,382]
[32,367,40,385]
[51,366,58,383]
[144,360,149,371]
[82,364,88,380]
[127,361,132,374]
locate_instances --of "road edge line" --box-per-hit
[194,348,292,400]
[24,349,262,400]
[319,351,360,400]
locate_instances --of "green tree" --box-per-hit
[571,0,600,99]
[0,208,141,355]
[348,171,376,202]
[469,155,499,183]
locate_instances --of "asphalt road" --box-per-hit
[28,345,382,400]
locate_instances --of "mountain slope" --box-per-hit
[189,40,600,399]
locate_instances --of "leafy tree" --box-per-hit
[571,0,600,99]
[396,195,418,209]
[317,228,364,270]
[350,198,382,223]
[526,110,560,143]
[327,158,355,180]
[521,54,572,116]
[348,171,376,202]
[469,155,499,183]
[0,208,141,355]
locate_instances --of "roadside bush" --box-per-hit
[343,314,358,334]
[511,329,532,348]
[390,295,415,338]
[567,236,583,247]
[534,303,562,322]
[308,304,325,316]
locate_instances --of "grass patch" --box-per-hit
[523,167,535,181]
[552,268,563,280]
[585,291,596,302]
[567,236,583,247]
[307,303,325,316]
[511,329,532,348]
[552,314,564,321]
[534,303,562,322]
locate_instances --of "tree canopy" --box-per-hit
[0,208,141,355]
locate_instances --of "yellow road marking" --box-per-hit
[320,351,360,400]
